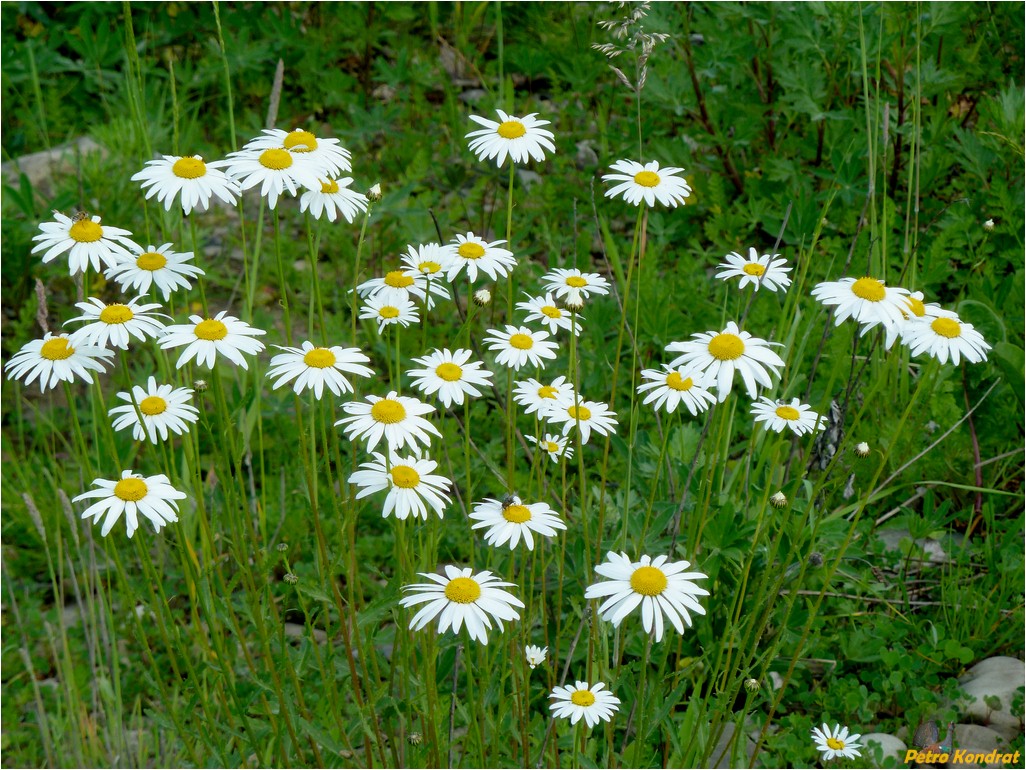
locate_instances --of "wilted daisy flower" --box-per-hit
[811,723,863,761]
[399,565,524,645]
[545,395,618,445]
[636,366,717,415]
[715,248,792,292]
[65,296,167,350]
[401,243,453,285]
[854,441,871,458]
[108,376,199,443]
[244,127,352,176]
[602,159,692,208]
[902,310,991,365]
[299,177,368,223]
[811,277,911,340]
[445,233,517,283]
[32,212,136,274]
[584,552,709,643]
[483,325,558,371]
[266,341,374,399]
[407,348,494,408]
[525,645,547,669]
[466,109,555,166]
[769,491,788,508]
[666,321,785,402]
[541,268,610,307]
[357,269,449,309]
[751,397,826,436]
[4,332,113,393]
[130,154,240,215]
[222,144,323,209]
[470,496,567,551]
[348,451,452,521]
[158,311,266,369]
[105,243,204,300]
[514,376,575,416]
[526,433,574,463]
[359,294,419,333]
[549,681,620,728]
[73,469,187,538]
[335,391,441,452]
[473,288,492,306]
[516,292,582,335]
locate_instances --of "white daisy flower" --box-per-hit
[399,565,524,645]
[665,321,785,402]
[465,109,556,166]
[541,268,611,307]
[811,723,863,761]
[544,395,619,445]
[549,681,621,729]
[105,242,204,300]
[584,552,709,643]
[602,159,692,208]
[469,496,567,551]
[348,451,452,521]
[636,366,717,415]
[335,391,441,453]
[526,433,574,463]
[445,232,517,283]
[516,292,583,336]
[811,276,911,344]
[525,645,547,670]
[65,296,168,350]
[902,291,945,322]
[299,177,368,223]
[902,310,991,366]
[158,310,266,370]
[73,469,187,538]
[130,154,240,215]
[266,341,374,399]
[715,248,792,292]
[750,397,826,436]
[243,128,352,176]
[513,376,576,416]
[401,243,453,283]
[407,348,494,408]
[357,269,449,309]
[222,144,323,209]
[108,376,199,443]
[31,212,137,275]
[4,332,113,393]
[483,325,559,371]
[359,294,419,333]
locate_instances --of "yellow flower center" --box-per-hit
[370,398,407,424]
[444,576,481,604]
[565,276,588,288]
[826,738,845,751]
[40,338,75,360]
[69,219,103,243]
[458,242,485,260]
[303,348,337,368]
[390,465,420,489]
[775,405,800,421]
[435,362,463,382]
[851,277,886,302]
[194,319,228,340]
[541,305,562,319]
[567,404,591,421]
[570,690,596,707]
[320,179,340,194]
[384,271,414,288]
[931,317,962,338]
[543,440,559,453]
[172,156,206,179]
[98,304,135,324]
[136,251,168,271]
[497,120,526,139]
[417,261,441,274]
[139,396,167,415]
[378,306,400,319]
[633,170,661,187]
[509,333,534,350]
[259,148,293,170]
[284,129,318,152]
[742,263,766,276]
[538,385,558,399]
[665,372,693,391]
[906,296,926,317]
[630,565,668,596]
[708,332,745,361]
[502,504,532,523]
[113,477,148,502]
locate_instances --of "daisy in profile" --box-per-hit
[541,268,610,307]
[407,348,494,408]
[399,565,524,644]
[244,127,352,176]
[811,276,910,340]
[158,310,266,369]
[544,395,618,445]
[105,243,204,300]
[526,433,574,463]
[514,376,575,416]
[73,469,187,538]
[4,332,113,393]
[525,645,547,669]
[902,291,945,322]
[401,243,453,285]
[666,321,785,402]
[636,366,717,415]
[266,341,374,399]
[335,391,441,452]
[32,211,137,274]
[108,376,199,443]
[811,723,863,761]
[359,294,419,333]
[715,248,792,292]
[348,451,452,521]
[65,296,168,350]
[299,177,368,223]
[902,309,991,365]
[357,269,449,309]
[445,232,517,283]
[130,154,240,215]
[585,552,709,643]
[750,397,826,436]
[466,109,555,166]
[222,144,323,209]
[469,496,567,551]
[516,292,582,336]
[483,325,558,371]
[602,159,692,208]
[549,681,620,728]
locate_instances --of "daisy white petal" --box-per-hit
[715,247,792,292]
[32,212,137,275]
[359,294,419,333]
[602,159,692,208]
[902,309,990,365]
[483,325,558,371]
[130,155,240,215]
[348,451,452,521]
[335,391,441,453]
[516,292,583,335]
[465,109,556,166]
[73,469,187,538]
[811,722,863,761]
[445,233,517,283]
[811,276,910,340]
[407,348,494,408]
[108,375,199,443]
[665,321,784,402]
[526,433,574,463]
[469,496,566,551]
[750,397,826,436]
[549,680,620,729]
[300,177,368,223]
[266,341,374,399]
[4,333,113,393]
[543,395,618,445]
[65,296,168,350]
[636,366,717,415]
[243,127,352,176]
[157,311,266,370]
[105,242,203,300]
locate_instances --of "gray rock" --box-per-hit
[2,136,107,195]
[709,722,755,769]
[956,656,1025,741]
[876,528,951,564]
[945,723,1010,768]
[861,732,908,766]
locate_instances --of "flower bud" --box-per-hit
[473,288,492,306]
[367,183,382,201]
[769,491,788,509]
